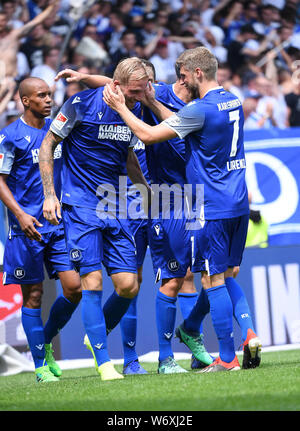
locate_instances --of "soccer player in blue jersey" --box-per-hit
[103,47,262,372]
[53,63,151,376]
[55,63,212,374]
[0,77,82,383]
[39,58,152,381]
[142,76,212,374]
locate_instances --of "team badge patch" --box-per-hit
[167,259,180,272]
[14,267,25,279]
[70,249,82,262]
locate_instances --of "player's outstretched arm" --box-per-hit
[103,84,176,145]
[15,0,60,40]
[55,69,112,88]
[39,130,62,225]
[0,174,42,241]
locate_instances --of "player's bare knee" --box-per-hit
[233,266,240,278]
[61,275,82,303]
[224,266,239,279]
[211,272,225,287]
[63,288,82,304]
[201,273,211,290]
[112,272,139,298]
[81,270,103,291]
[117,281,139,299]
[180,269,196,294]
[161,277,183,297]
[21,284,43,308]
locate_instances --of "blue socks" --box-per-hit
[178,292,198,320]
[81,290,110,366]
[181,289,210,334]
[156,290,177,362]
[120,296,138,365]
[44,294,79,344]
[225,277,255,342]
[21,306,45,369]
[206,284,235,363]
[103,291,132,334]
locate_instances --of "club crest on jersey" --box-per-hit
[52,112,68,130]
[98,124,131,142]
[167,259,180,272]
[14,267,25,279]
[70,248,82,261]
[0,134,5,144]
[25,135,31,143]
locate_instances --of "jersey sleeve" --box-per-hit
[0,134,15,174]
[50,95,83,139]
[162,101,205,139]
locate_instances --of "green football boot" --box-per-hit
[175,324,213,367]
[83,334,98,370]
[35,364,60,383]
[158,356,188,374]
[45,343,62,377]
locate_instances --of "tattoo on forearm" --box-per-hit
[39,131,62,198]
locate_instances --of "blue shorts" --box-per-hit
[129,219,148,268]
[62,204,137,276]
[3,227,73,285]
[191,214,249,276]
[148,215,191,282]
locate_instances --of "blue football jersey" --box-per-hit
[163,87,249,220]
[50,87,140,211]
[0,117,63,234]
[143,82,186,188]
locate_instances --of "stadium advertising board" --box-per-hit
[58,245,300,360]
[244,127,300,246]
[0,272,25,348]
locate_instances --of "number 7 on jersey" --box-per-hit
[229,109,240,157]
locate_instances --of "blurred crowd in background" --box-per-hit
[0,0,300,130]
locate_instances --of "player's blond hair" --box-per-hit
[113,57,149,84]
[176,47,218,81]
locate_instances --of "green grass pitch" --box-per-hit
[0,349,299,412]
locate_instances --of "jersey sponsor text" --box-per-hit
[98,124,131,141]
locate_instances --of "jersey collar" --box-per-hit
[203,86,224,98]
